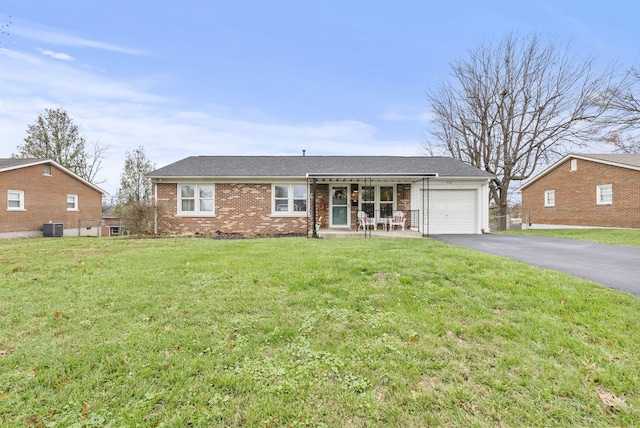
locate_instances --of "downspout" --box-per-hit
[312,178,318,238]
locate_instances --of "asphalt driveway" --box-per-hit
[431,234,640,297]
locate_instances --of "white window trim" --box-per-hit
[67,194,79,211]
[596,184,613,205]
[544,190,555,207]
[272,183,308,216]
[359,184,396,217]
[7,190,25,211]
[177,184,215,216]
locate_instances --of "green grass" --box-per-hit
[1,237,639,427]
[504,228,640,247]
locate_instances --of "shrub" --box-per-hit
[118,202,168,235]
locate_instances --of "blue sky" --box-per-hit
[1,1,639,196]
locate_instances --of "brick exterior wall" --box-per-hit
[1,163,103,234]
[314,184,329,228]
[155,182,414,236]
[156,183,310,236]
[521,158,640,228]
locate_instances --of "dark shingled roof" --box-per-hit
[518,153,640,191]
[148,156,492,179]
[0,158,45,170]
[575,153,640,169]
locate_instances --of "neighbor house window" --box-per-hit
[596,184,612,205]
[44,163,51,175]
[7,190,25,211]
[273,184,307,215]
[67,194,78,210]
[178,184,215,215]
[544,190,555,207]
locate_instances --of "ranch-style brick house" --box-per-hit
[148,156,493,237]
[518,153,640,229]
[1,158,105,238]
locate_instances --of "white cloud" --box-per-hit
[0,47,41,63]
[11,20,147,56]
[0,33,423,197]
[36,48,74,61]
[83,109,421,195]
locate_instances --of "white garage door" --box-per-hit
[424,190,477,234]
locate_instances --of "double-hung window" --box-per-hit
[544,190,555,207]
[67,194,78,211]
[178,184,214,215]
[596,184,612,205]
[273,184,307,215]
[360,185,395,218]
[7,190,25,211]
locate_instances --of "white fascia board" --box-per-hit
[516,154,574,192]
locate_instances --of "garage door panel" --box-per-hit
[425,190,477,234]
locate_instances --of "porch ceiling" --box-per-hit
[311,177,414,183]
[307,173,437,184]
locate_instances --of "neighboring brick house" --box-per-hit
[1,158,105,238]
[101,206,125,237]
[148,156,492,236]
[518,154,640,229]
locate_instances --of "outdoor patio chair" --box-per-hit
[357,210,376,231]
[390,211,405,231]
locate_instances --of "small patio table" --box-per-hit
[377,217,391,232]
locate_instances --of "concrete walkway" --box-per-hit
[317,228,422,239]
[431,234,640,297]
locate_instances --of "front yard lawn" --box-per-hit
[1,237,639,427]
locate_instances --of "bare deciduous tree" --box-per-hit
[14,108,108,184]
[603,131,640,154]
[1,15,10,42]
[601,67,640,153]
[425,33,615,228]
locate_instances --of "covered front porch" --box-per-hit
[306,173,436,238]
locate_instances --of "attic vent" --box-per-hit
[570,159,577,171]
